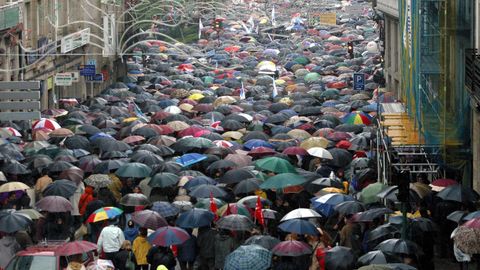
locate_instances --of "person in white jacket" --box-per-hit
[97,219,125,269]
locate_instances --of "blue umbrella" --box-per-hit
[176,153,207,167]
[183,176,217,191]
[189,184,226,198]
[176,208,215,228]
[89,132,114,141]
[151,201,180,217]
[243,139,275,150]
[278,219,319,235]
[311,193,354,216]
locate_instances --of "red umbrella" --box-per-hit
[272,240,312,256]
[463,217,480,229]
[431,178,457,187]
[157,125,175,135]
[132,210,168,230]
[178,64,194,72]
[336,140,352,149]
[224,45,241,53]
[36,196,73,212]
[55,241,97,256]
[282,147,308,156]
[248,147,277,157]
[178,126,207,138]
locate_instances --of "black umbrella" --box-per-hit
[234,178,261,195]
[0,210,32,233]
[447,210,466,223]
[100,151,128,159]
[153,162,183,174]
[155,145,176,157]
[48,161,75,173]
[334,201,366,216]
[2,161,31,175]
[189,184,226,198]
[206,160,237,173]
[335,124,364,134]
[79,155,101,173]
[130,151,164,167]
[219,168,257,184]
[94,159,127,173]
[357,250,392,266]
[221,120,244,131]
[266,113,290,124]
[243,131,269,142]
[327,148,353,168]
[355,208,394,222]
[97,139,132,152]
[367,224,401,244]
[43,179,78,198]
[64,135,91,150]
[325,246,356,270]
[149,173,179,188]
[375,239,421,256]
[77,125,102,136]
[245,235,281,250]
[436,184,480,203]
[133,127,158,138]
[134,144,162,155]
[27,155,53,171]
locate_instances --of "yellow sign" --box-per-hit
[47,76,53,90]
[310,12,337,26]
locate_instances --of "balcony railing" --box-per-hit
[465,49,480,104]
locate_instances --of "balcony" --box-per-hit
[376,0,399,18]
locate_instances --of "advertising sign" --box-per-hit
[61,28,90,53]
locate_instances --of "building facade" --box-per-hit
[0,0,126,110]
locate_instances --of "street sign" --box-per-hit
[353,73,365,91]
[55,73,73,86]
[87,59,96,66]
[86,74,104,82]
[71,72,80,82]
[80,65,96,76]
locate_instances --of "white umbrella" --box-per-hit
[307,147,333,160]
[280,208,322,222]
[164,106,182,114]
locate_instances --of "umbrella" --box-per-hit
[280,208,322,222]
[189,184,226,198]
[436,184,479,203]
[176,153,208,167]
[195,197,226,210]
[224,245,272,270]
[307,147,333,159]
[430,178,458,191]
[234,178,261,195]
[367,224,401,243]
[86,207,123,223]
[219,168,256,184]
[325,246,356,270]
[358,264,417,270]
[151,201,180,217]
[36,196,73,212]
[2,161,31,175]
[42,179,78,198]
[206,160,237,173]
[131,209,168,229]
[272,240,312,256]
[120,193,150,206]
[59,166,85,184]
[342,111,373,125]
[32,118,61,130]
[375,238,421,255]
[149,173,179,188]
[0,210,32,233]
[255,157,297,174]
[359,182,388,204]
[0,181,30,193]
[311,193,354,216]
[245,235,281,250]
[176,208,215,228]
[260,173,307,190]
[183,176,217,191]
[452,226,480,254]
[300,137,330,149]
[354,208,394,222]
[115,162,152,178]
[334,201,365,216]
[55,240,97,256]
[218,203,252,218]
[447,210,467,223]
[17,209,43,219]
[148,226,190,246]
[357,250,389,266]
[85,174,112,189]
[278,219,319,235]
[217,214,254,231]
[47,161,74,173]
[94,159,126,174]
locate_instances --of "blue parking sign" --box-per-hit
[353,73,365,91]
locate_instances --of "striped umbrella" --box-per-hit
[86,207,123,223]
[148,226,190,246]
[32,118,61,130]
[341,111,372,125]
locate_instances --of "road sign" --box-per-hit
[353,73,365,91]
[55,73,73,86]
[80,65,96,76]
[86,74,104,82]
[87,59,96,66]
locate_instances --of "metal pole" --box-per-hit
[91,81,94,97]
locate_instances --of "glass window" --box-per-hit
[5,256,57,270]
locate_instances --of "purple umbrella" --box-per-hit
[131,210,168,230]
[36,196,73,212]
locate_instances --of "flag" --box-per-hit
[199,19,204,39]
[271,5,276,27]
[129,101,148,122]
[255,196,264,226]
[239,81,246,100]
[210,192,218,221]
[240,21,251,34]
[272,77,278,98]
[248,16,255,29]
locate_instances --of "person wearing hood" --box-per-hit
[132,227,151,270]
[79,185,95,216]
[97,218,125,269]
[0,234,21,269]
[124,220,139,243]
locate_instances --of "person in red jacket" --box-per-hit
[79,186,95,216]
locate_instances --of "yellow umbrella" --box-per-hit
[0,182,30,193]
[188,93,205,101]
[300,137,330,149]
[123,117,138,123]
[166,121,190,131]
[256,61,276,73]
[179,103,194,113]
[287,129,312,140]
[222,131,244,140]
[278,97,293,106]
[213,96,237,107]
[322,187,345,194]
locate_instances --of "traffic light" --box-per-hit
[347,42,354,59]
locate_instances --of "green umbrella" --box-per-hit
[149,172,179,188]
[304,72,321,83]
[294,56,310,65]
[359,182,388,204]
[255,157,297,174]
[320,89,340,99]
[203,76,214,85]
[260,173,307,190]
[195,198,226,210]
[115,162,152,178]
